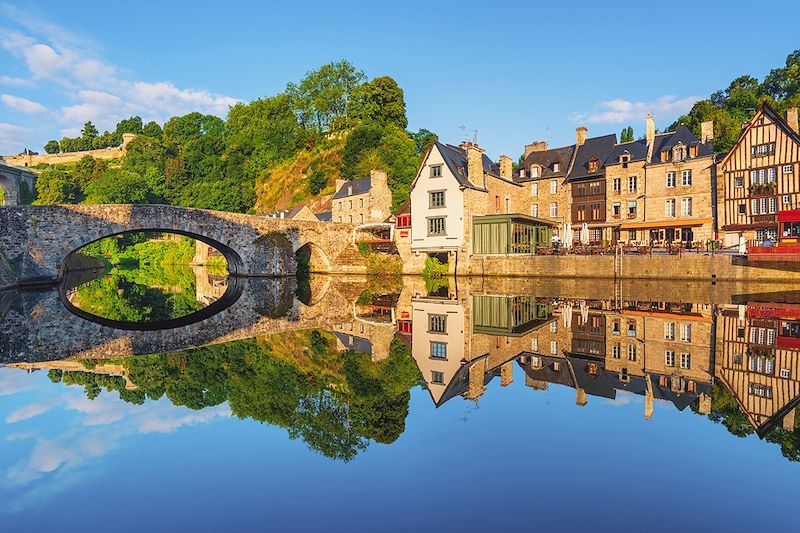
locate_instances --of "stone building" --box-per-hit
[516,141,574,231]
[262,205,320,222]
[719,102,800,248]
[565,130,617,243]
[332,169,392,225]
[610,115,716,245]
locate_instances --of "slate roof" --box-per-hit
[566,134,618,182]
[436,141,501,191]
[649,125,714,164]
[332,175,372,200]
[315,211,332,222]
[263,206,305,219]
[606,138,648,165]
[516,145,575,182]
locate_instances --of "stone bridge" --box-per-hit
[0,276,368,363]
[0,162,37,206]
[0,204,365,289]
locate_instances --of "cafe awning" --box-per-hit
[620,218,712,230]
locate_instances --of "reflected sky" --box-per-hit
[2,276,800,531]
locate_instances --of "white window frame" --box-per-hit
[550,180,558,194]
[681,197,693,216]
[680,353,691,369]
[550,202,558,218]
[664,322,675,340]
[681,169,692,186]
[666,172,676,188]
[531,182,538,196]
[665,350,675,367]
[531,203,539,217]
[783,164,794,174]
[680,323,692,342]
[665,199,676,217]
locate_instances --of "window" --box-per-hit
[748,383,773,398]
[628,176,637,192]
[431,341,447,359]
[665,350,675,367]
[532,338,539,352]
[359,198,364,208]
[680,323,692,342]
[348,200,352,209]
[550,203,558,218]
[661,149,669,161]
[680,353,691,369]
[613,177,621,192]
[531,166,540,178]
[681,197,693,216]
[428,217,446,236]
[348,215,353,223]
[550,321,558,333]
[666,172,676,188]
[553,162,561,172]
[681,170,692,186]
[781,368,792,379]
[784,195,791,205]
[628,345,637,361]
[612,320,621,335]
[689,145,698,158]
[531,204,539,217]
[674,146,685,161]
[735,177,744,188]
[550,180,557,194]
[431,165,442,177]
[613,202,621,217]
[338,201,343,211]
[338,216,342,222]
[612,343,620,359]
[431,371,445,384]
[531,182,539,196]
[752,143,776,156]
[429,191,445,208]
[769,196,777,214]
[738,203,746,215]
[627,321,636,336]
[588,158,599,173]
[359,214,364,223]
[784,164,794,174]
[627,200,637,217]
[428,314,447,333]
[664,322,675,340]
[550,340,558,355]
[665,199,676,217]
[628,229,636,240]
[768,167,777,181]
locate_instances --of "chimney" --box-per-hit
[787,108,799,134]
[370,169,389,189]
[700,120,714,143]
[524,140,549,159]
[576,387,587,406]
[335,178,347,194]
[575,127,588,146]
[499,155,512,179]
[500,361,513,387]
[466,143,486,188]
[646,113,655,146]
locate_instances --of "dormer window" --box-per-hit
[673,144,685,161]
[531,165,540,178]
[552,162,560,173]
[661,149,669,161]
[689,145,698,158]
[588,157,599,173]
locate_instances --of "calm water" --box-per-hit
[1,271,799,532]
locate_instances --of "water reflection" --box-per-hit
[1,276,800,467]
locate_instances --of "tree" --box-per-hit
[309,169,327,195]
[620,126,634,143]
[33,168,79,204]
[81,121,99,143]
[143,121,163,140]
[287,60,366,132]
[123,136,168,176]
[44,139,60,154]
[412,129,438,156]
[84,169,153,204]
[351,76,408,128]
[341,123,384,179]
[116,116,144,135]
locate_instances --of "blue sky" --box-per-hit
[1,0,800,158]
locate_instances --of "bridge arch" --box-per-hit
[59,228,245,280]
[296,241,332,273]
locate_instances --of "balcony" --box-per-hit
[627,212,637,219]
[751,214,777,224]
[749,183,777,197]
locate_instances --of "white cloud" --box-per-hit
[5,402,55,424]
[1,93,51,114]
[0,367,37,396]
[0,11,239,152]
[571,95,701,125]
[0,75,33,87]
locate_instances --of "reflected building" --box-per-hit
[717,302,800,436]
[332,292,402,362]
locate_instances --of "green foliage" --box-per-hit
[669,50,800,153]
[308,169,326,195]
[620,126,634,143]
[423,256,447,278]
[116,116,144,135]
[84,169,154,204]
[142,121,163,139]
[357,242,372,257]
[18,181,36,204]
[44,139,60,154]
[351,76,408,128]
[123,136,167,176]
[287,60,366,132]
[412,129,438,156]
[341,123,384,179]
[33,167,79,204]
